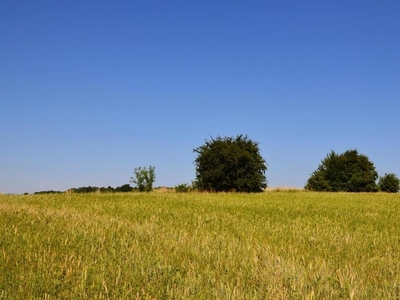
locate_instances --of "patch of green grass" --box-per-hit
[1,192,399,299]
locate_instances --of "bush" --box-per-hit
[378,173,400,193]
[72,186,100,193]
[114,184,133,193]
[305,149,378,192]
[34,190,63,195]
[174,183,190,193]
[193,135,267,192]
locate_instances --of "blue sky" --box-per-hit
[1,1,399,193]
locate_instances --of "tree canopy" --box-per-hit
[378,173,400,193]
[305,149,378,192]
[193,135,267,192]
[130,166,156,192]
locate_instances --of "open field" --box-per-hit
[1,192,399,299]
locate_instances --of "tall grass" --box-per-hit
[1,192,399,299]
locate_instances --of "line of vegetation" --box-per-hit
[33,184,134,195]
[27,135,400,194]
[193,135,399,193]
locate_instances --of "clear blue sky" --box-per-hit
[1,1,399,194]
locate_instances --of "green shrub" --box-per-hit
[378,173,400,193]
[174,183,190,193]
[305,149,378,192]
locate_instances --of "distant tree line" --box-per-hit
[33,190,64,195]
[33,184,134,195]
[31,135,400,195]
[69,184,134,193]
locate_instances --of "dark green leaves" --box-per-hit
[305,150,378,192]
[193,135,267,192]
[378,173,400,193]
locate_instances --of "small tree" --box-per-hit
[193,135,267,192]
[378,173,400,193]
[305,149,378,192]
[130,166,156,192]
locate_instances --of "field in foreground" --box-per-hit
[1,192,399,299]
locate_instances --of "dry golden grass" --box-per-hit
[1,192,399,299]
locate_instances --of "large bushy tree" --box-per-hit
[305,149,378,192]
[378,173,400,193]
[193,135,267,192]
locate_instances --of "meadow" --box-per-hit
[1,191,399,299]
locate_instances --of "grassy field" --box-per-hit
[1,191,399,299]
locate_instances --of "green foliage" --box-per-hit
[34,190,63,195]
[193,135,267,192]
[130,166,156,192]
[378,173,400,193]
[305,149,378,192]
[99,186,115,193]
[113,184,133,193]
[67,185,133,194]
[69,186,100,193]
[174,183,190,193]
